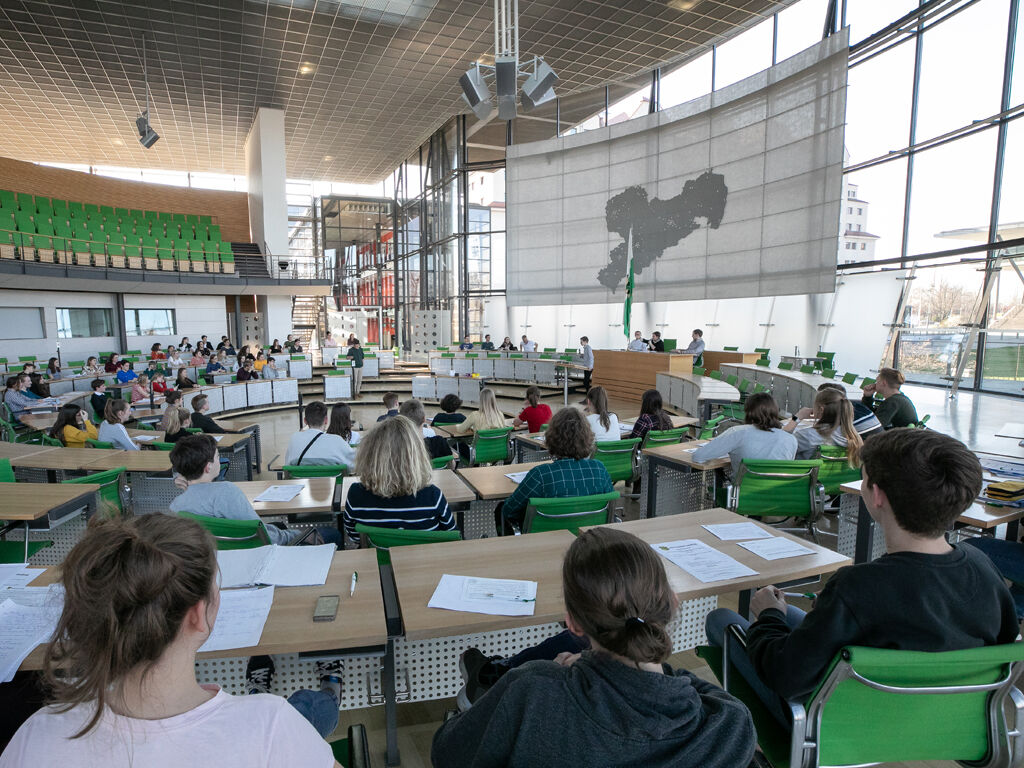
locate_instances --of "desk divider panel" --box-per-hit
[362,357,379,377]
[272,378,299,403]
[377,350,395,368]
[287,360,313,379]
[221,383,248,412]
[452,357,474,375]
[429,357,452,375]
[493,358,516,380]
[472,359,494,378]
[435,376,460,400]
[47,379,74,396]
[323,374,352,400]
[202,387,225,413]
[412,376,437,400]
[458,378,482,403]
[246,380,273,407]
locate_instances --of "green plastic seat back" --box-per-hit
[282,463,347,478]
[725,374,739,386]
[822,368,837,379]
[723,346,739,351]
[643,427,687,448]
[799,364,815,374]
[708,370,723,380]
[0,458,14,483]
[818,351,836,366]
[63,467,126,516]
[151,441,175,451]
[778,361,794,371]
[692,366,706,376]
[86,438,114,449]
[523,491,620,534]
[176,510,272,550]
[860,376,876,389]
[734,459,822,519]
[842,372,858,384]
[755,357,770,367]
[593,438,640,484]
[697,415,725,441]
[471,427,513,465]
[355,523,461,565]
[430,454,455,469]
[720,403,746,421]
[816,445,861,496]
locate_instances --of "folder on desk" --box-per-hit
[217,544,334,587]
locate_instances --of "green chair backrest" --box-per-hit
[821,368,837,379]
[63,467,126,516]
[754,347,770,357]
[816,445,861,496]
[778,361,794,371]
[40,434,63,447]
[725,374,739,386]
[0,458,14,483]
[430,454,456,470]
[755,358,770,367]
[697,415,725,441]
[737,379,751,393]
[523,491,620,534]
[799,364,815,374]
[176,511,272,550]
[643,427,688,448]
[471,427,513,465]
[841,372,858,384]
[723,346,739,351]
[860,376,876,389]
[692,366,706,376]
[282,464,347,478]
[733,459,822,519]
[708,370,723,380]
[355,523,461,565]
[86,438,114,449]
[151,441,175,451]
[818,351,836,366]
[593,438,640,484]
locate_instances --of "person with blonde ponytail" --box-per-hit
[0,514,341,767]
[785,387,864,466]
[434,526,755,768]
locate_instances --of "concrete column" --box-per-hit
[244,108,288,271]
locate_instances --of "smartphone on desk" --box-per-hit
[313,595,340,622]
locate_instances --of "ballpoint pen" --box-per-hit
[783,591,817,600]
[350,571,358,597]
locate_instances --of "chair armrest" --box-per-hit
[721,623,749,691]
[265,453,282,474]
[347,723,372,768]
[724,481,737,510]
[332,482,343,513]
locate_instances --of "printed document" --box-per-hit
[653,539,758,583]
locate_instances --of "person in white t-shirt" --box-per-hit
[520,335,537,352]
[0,514,340,768]
[285,400,356,468]
[584,385,620,442]
[627,330,648,352]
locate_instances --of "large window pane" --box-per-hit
[125,309,176,336]
[998,119,1024,228]
[841,158,908,264]
[845,42,914,164]
[660,51,713,109]
[774,0,828,62]
[713,15,773,89]
[844,0,918,47]
[1012,0,1024,106]
[58,308,113,338]
[915,0,1008,141]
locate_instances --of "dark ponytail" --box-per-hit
[562,527,675,664]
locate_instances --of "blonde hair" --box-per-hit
[355,415,432,498]
[136,375,149,387]
[163,407,190,435]
[876,367,905,389]
[813,389,863,468]
[475,388,506,429]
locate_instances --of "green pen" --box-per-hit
[783,591,816,600]
[350,571,358,597]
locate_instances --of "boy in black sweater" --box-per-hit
[706,428,1019,726]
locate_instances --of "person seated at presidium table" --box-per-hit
[480,334,495,350]
[342,415,454,542]
[498,336,515,351]
[704,429,1019,728]
[500,407,614,531]
[691,392,797,474]
[458,335,474,351]
[862,366,919,429]
[682,328,705,359]
[434,526,755,768]
[520,335,537,352]
[627,330,648,352]
[645,331,665,352]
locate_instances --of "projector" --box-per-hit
[136,112,160,148]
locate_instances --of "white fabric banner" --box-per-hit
[506,32,849,307]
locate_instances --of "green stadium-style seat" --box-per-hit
[469,427,513,466]
[778,361,794,371]
[199,214,212,225]
[728,459,825,540]
[16,192,34,211]
[130,208,144,219]
[593,438,640,485]
[642,427,688,449]
[84,203,99,218]
[173,213,186,224]
[145,210,158,221]
[219,252,234,273]
[99,205,114,217]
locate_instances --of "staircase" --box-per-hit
[230,242,271,278]
[291,295,322,351]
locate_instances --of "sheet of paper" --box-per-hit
[702,523,774,541]
[428,574,537,617]
[0,565,42,589]
[217,544,334,588]
[198,586,274,653]
[253,484,304,503]
[682,447,698,453]
[0,585,64,610]
[133,434,158,442]
[653,539,758,583]
[212,435,224,442]
[504,471,529,484]
[216,548,269,589]
[738,537,815,560]
[0,599,59,683]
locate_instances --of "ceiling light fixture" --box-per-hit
[457,0,558,121]
[300,62,316,75]
[668,0,700,10]
[134,34,160,149]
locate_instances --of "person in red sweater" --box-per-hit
[151,372,173,394]
[513,386,552,433]
[150,343,167,360]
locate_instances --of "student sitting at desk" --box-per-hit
[178,336,193,352]
[327,402,361,446]
[89,379,108,420]
[28,373,50,399]
[285,400,355,469]
[46,357,63,380]
[163,406,192,444]
[115,360,138,384]
[783,387,864,462]
[376,392,400,422]
[342,415,454,542]
[236,359,258,382]
[692,392,797,474]
[269,338,283,354]
[190,394,227,435]
[159,391,184,431]
[103,352,120,373]
[150,343,166,360]
[98,399,140,451]
[435,526,755,768]
[262,356,281,380]
[399,399,452,460]
[431,394,467,427]
[174,368,196,390]
[80,356,104,377]
[189,349,206,367]
[253,350,268,373]
[2,374,36,419]
[629,389,674,444]
[131,375,152,404]
[166,346,185,367]
[513,386,552,433]
[584,386,620,442]
[49,403,98,448]
[627,330,648,352]
[453,389,507,465]
[480,334,495,351]
[816,382,882,438]
[861,367,919,429]
[458,335,474,351]
[704,429,1019,727]
[151,372,172,395]
[681,328,705,359]
[500,407,614,531]
[0,514,340,767]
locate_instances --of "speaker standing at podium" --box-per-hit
[580,336,594,391]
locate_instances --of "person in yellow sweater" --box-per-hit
[48,403,98,447]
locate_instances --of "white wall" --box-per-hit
[259,295,293,347]
[244,108,288,269]
[482,270,905,377]
[124,294,228,355]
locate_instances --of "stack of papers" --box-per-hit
[702,522,773,541]
[504,471,530,484]
[253,485,304,503]
[217,544,334,587]
[428,575,537,617]
[133,434,158,442]
[199,587,275,653]
[0,600,60,682]
[653,539,758,583]
[738,537,815,560]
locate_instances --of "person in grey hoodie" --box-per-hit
[431,527,755,768]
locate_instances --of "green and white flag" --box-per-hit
[623,228,634,340]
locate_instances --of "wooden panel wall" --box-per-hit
[592,350,693,402]
[0,156,251,242]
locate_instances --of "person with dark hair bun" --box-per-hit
[434,527,755,768]
[691,391,796,473]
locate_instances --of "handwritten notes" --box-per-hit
[0,600,59,682]
[199,587,274,653]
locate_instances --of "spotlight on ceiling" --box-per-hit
[136,110,160,149]
[494,55,519,121]
[520,59,558,111]
[459,63,493,120]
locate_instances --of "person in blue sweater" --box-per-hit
[114,360,138,383]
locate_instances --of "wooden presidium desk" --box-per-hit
[592,350,692,401]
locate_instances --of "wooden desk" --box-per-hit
[593,350,693,401]
[21,547,388,663]
[581,509,850,600]
[700,351,763,374]
[85,450,173,472]
[239,478,337,516]
[457,461,550,500]
[433,418,520,440]
[338,470,476,507]
[655,371,741,422]
[389,530,577,641]
[619,414,698,432]
[0,442,56,460]
[641,440,730,518]
[10,448,110,472]
[0,483,100,561]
